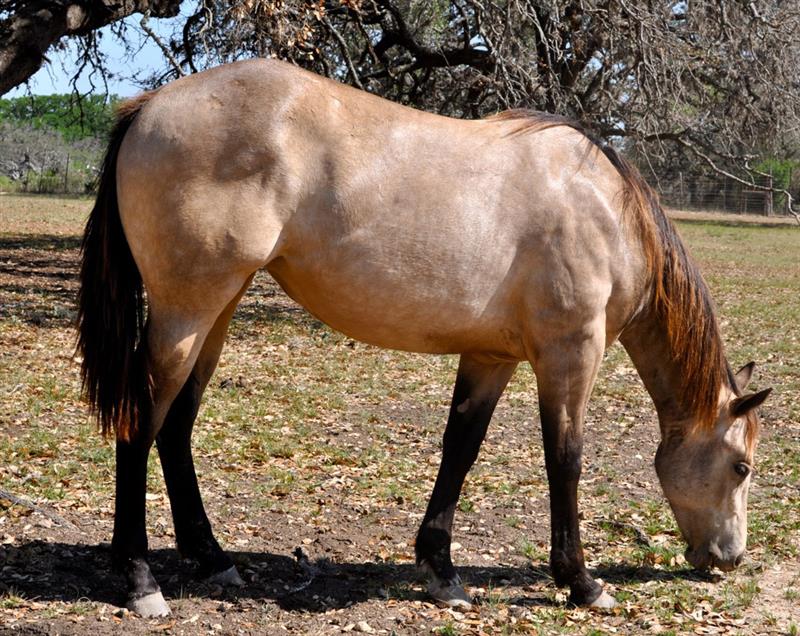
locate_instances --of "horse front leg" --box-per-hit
[416,354,517,607]
[533,325,616,608]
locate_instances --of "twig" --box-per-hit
[745,159,800,225]
[678,138,800,226]
[140,11,185,78]
[593,517,651,547]
[0,488,77,529]
[285,546,320,594]
[322,16,364,90]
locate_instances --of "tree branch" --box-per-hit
[0,0,183,95]
[677,137,800,225]
[140,10,184,77]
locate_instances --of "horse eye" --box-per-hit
[734,462,750,478]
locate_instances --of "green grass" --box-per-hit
[0,589,25,610]
[517,538,547,562]
[433,621,459,636]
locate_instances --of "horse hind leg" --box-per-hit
[113,277,251,617]
[156,274,255,585]
[416,354,517,607]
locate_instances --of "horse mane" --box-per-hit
[488,110,740,435]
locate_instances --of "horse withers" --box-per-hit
[77,59,771,617]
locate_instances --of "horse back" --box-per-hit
[115,59,646,357]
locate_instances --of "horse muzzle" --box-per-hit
[685,545,744,572]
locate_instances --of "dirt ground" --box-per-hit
[1,196,798,635]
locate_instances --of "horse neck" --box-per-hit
[620,308,709,439]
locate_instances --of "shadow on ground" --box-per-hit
[2,540,709,613]
[0,234,319,330]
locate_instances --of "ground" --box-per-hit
[0,194,798,635]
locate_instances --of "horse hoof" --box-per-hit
[427,576,473,609]
[589,590,617,610]
[127,591,171,617]
[206,565,245,587]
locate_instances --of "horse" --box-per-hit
[77,58,771,617]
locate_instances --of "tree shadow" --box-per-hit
[594,561,719,585]
[2,540,707,613]
[0,233,319,330]
[0,234,81,327]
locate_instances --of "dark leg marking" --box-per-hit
[112,439,170,615]
[156,374,233,577]
[415,356,516,604]
[539,408,603,606]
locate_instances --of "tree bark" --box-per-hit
[0,0,183,96]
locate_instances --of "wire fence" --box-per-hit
[655,172,796,217]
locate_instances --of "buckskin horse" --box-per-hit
[77,59,771,617]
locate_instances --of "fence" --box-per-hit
[0,121,103,195]
[656,172,795,217]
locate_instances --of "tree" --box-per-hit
[0,93,117,140]
[2,1,799,208]
[0,0,181,95]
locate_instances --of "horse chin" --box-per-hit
[685,544,743,572]
[713,558,737,572]
[684,545,713,571]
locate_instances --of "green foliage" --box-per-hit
[753,157,799,212]
[0,94,118,142]
[754,157,797,190]
[0,95,112,194]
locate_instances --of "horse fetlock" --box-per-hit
[416,552,456,580]
[566,575,606,607]
[549,549,579,588]
[177,537,232,576]
[415,536,456,583]
[421,565,472,609]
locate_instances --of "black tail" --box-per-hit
[77,93,156,441]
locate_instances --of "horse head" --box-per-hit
[654,362,771,571]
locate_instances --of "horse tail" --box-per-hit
[77,93,157,442]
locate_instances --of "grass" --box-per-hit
[1,197,799,634]
[434,622,459,636]
[517,538,547,563]
[0,589,25,610]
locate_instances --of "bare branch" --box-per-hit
[322,15,363,89]
[679,138,800,225]
[140,10,185,77]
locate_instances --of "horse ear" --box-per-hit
[730,388,772,418]
[734,361,756,391]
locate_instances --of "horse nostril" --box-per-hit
[734,553,744,567]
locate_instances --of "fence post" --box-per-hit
[37,158,45,193]
[765,174,773,216]
[63,153,70,193]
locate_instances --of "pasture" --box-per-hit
[0,194,798,635]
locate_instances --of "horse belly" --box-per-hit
[266,239,525,357]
